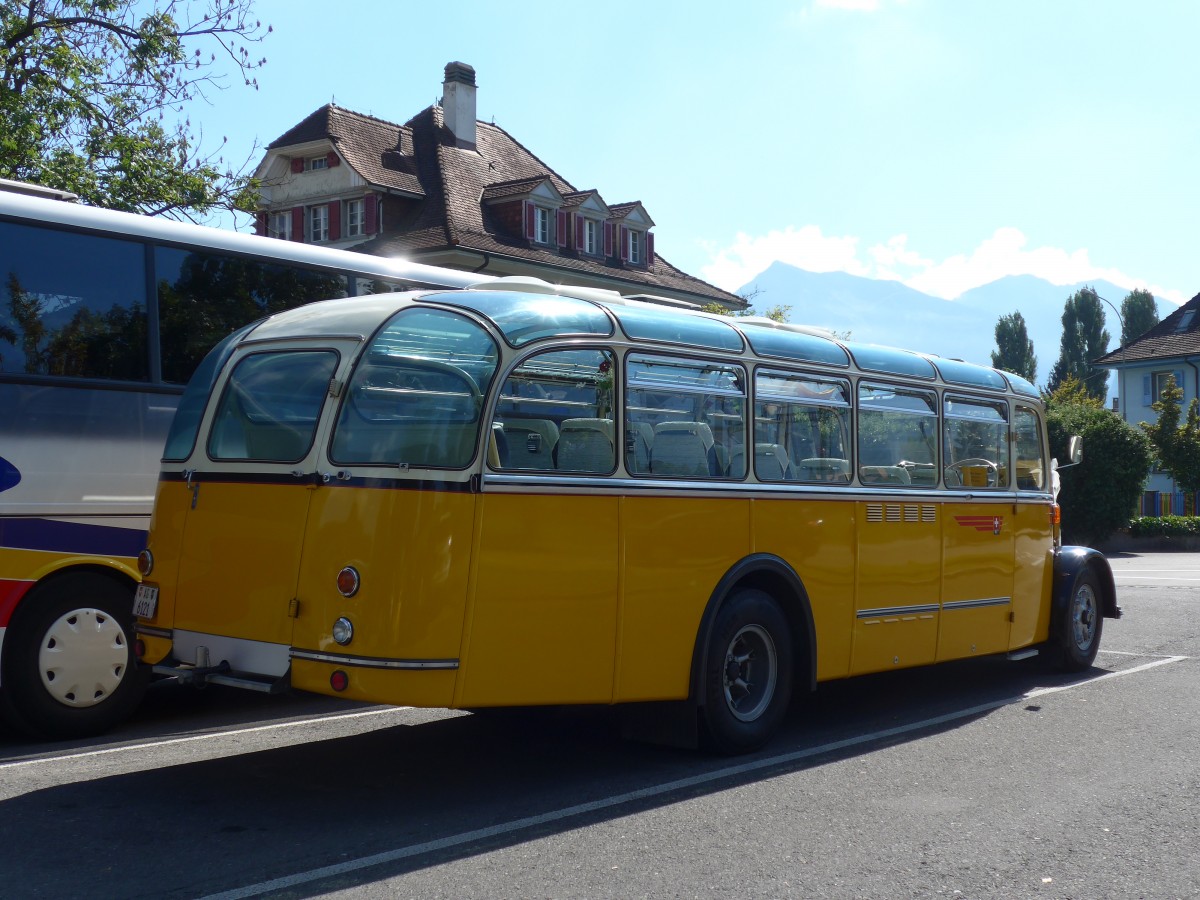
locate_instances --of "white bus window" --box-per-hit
[493,348,616,474]
[943,395,1010,489]
[857,384,938,486]
[754,370,851,483]
[626,354,746,478]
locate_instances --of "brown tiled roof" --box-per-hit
[268,105,425,197]
[349,107,742,307]
[480,176,551,201]
[265,103,743,307]
[1095,292,1200,365]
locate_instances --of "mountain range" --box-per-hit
[737,263,1177,388]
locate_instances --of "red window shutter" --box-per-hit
[364,193,378,235]
[290,158,304,174]
[328,201,341,241]
[556,210,568,248]
[619,226,630,262]
[291,207,304,242]
[645,232,654,266]
[326,151,340,167]
[604,222,614,257]
[254,212,267,236]
[575,214,584,251]
[524,201,536,240]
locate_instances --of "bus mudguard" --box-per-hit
[1053,546,1120,620]
[689,553,818,706]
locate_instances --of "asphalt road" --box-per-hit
[1,552,1196,899]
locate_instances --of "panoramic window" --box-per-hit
[208,350,338,463]
[754,371,851,483]
[330,307,499,468]
[857,384,938,486]
[493,347,617,474]
[625,353,746,478]
[944,395,1010,489]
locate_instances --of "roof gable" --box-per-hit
[1097,291,1200,366]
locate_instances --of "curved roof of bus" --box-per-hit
[0,190,486,290]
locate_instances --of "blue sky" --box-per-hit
[196,0,1199,305]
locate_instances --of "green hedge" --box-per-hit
[1128,516,1200,537]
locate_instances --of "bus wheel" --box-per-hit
[1053,569,1103,672]
[701,589,793,754]
[3,573,148,739]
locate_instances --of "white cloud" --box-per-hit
[703,225,1187,305]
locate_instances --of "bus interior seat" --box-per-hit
[498,417,558,470]
[859,465,911,485]
[754,443,791,481]
[652,421,714,477]
[625,421,655,474]
[898,460,938,486]
[557,418,615,472]
[796,457,851,483]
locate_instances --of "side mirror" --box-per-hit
[1068,435,1083,465]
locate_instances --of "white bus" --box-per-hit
[0,187,481,737]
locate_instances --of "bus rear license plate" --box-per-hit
[133,585,159,619]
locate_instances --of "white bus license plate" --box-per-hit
[133,584,159,619]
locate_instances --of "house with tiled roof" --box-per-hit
[251,62,744,311]
[1096,290,1200,505]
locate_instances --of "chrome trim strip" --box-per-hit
[135,624,172,639]
[943,597,1012,611]
[289,649,459,670]
[857,603,941,619]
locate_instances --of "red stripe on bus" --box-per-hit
[0,579,35,627]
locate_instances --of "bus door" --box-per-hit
[938,396,1015,660]
[167,343,353,670]
[851,385,941,674]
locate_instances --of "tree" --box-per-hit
[990,311,1036,381]
[1047,287,1110,404]
[1046,377,1152,545]
[700,301,791,322]
[0,1,269,218]
[1139,375,1200,501]
[1120,288,1159,346]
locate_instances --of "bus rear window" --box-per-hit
[208,350,338,463]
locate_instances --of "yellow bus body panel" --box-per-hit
[751,496,855,681]
[291,659,457,707]
[616,496,751,701]
[0,546,138,586]
[939,502,1014,660]
[292,485,475,666]
[172,481,311,645]
[138,479,191,629]
[457,492,619,707]
[851,500,941,674]
[1012,501,1055,648]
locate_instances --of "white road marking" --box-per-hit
[193,653,1188,900]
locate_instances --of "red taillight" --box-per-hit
[137,550,153,576]
[134,639,145,659]
[330,670,349,692]
[336,566,360,597]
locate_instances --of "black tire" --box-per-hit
[1053,569,1104,672]
[2,572,148,739]
[700,588,793,755]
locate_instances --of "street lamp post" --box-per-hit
[1082,287,1125,417]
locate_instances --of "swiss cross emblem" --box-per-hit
[993,516,1002,535]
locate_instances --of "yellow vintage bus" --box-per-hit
[133,280,1116,753]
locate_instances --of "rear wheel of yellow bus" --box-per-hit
[701,589,794,754]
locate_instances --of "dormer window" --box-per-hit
[308,156,328,171]
[628,229,643,265]
[533,206,552,244]
[584,219,601,256]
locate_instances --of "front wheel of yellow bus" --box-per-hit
[701,589,794,754]
[1,572,149,738]
[1053,569,1104,672]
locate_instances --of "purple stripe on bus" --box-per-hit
[0,456,20,494]
[0,517,146,558]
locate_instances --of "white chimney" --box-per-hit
[442,61,477,150]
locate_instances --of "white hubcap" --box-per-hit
[37,608,128,708]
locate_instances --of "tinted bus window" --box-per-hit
[0,221,148,380]
[156,246,348,384]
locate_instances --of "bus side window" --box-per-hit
[755,370,852,484]
[856,383,937,487]
[1014,406,1046,490]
